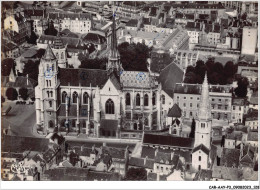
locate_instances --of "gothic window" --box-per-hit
[199,156,201,161]
[49,101,52,107]
[62,91,67,103]
[144,94,149,106]
[201,123,205,128]
[136,93,140,106]
[49,80,51,87]
[46,80,48,87]
[47,91,49,98]
[83,92,89,104]
[52,64,54,71]
[198,165,201,170]
[73,92,78,103]
[190,112,192,116]
[56,53,59,59]
[50,91,53,97]
[61,52,64,59]
[105,99,114,114]
[152,92,156,106]
[125,93,131,106]
[162,95,165,104]
[133,123,137,130]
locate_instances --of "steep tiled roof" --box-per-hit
[120,71,156,89]
[168,104,182,117]
[143,133,194,149]
[159,62,184,97]
[59,68,108,87]
[192,144,210,155]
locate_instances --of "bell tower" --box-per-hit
[52,33,68,68]
[36,44,59,134]
[194,73,212,149]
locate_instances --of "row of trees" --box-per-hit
[5,87,29,101]
[184,58,238,85]
[184,59,249,97]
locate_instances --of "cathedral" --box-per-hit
[35,15,163,137]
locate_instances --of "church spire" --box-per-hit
[106,7,122,76]
[43,44,56,60]
[198,72,211,121]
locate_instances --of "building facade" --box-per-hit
[35,16,162,136]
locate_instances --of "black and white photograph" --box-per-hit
[1,0,259,188]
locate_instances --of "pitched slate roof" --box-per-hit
[168,104,182,117]
[59,68,108,87]
[1,135,49,153]
[159,62,184,97]
[192,144,210,155]
[126,19,138,27]
[128,157,154,169]
[143,133,194,149]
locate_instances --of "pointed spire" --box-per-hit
[43,44,56,60]
[198,72,211,120]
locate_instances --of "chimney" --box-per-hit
[144,156,148,165]
[156,173,160,181]
[171,152,174,160]
[155,147,159,157]
[26,74,29,86]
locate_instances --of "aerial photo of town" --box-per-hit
[1,1,258,183]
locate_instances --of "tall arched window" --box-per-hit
[105,99,114,114]
[47,91,50,98]
[50,91,53,97]
[152,92,156,106]
[162,95,165,104]
[144,94,149,106]
[83,92,89,104]
[49,101,52,107]
[62,91,67,103]
[125,93,130,106]
[61,52,64,59]
[136,93,140,106]
[73,92,78,103]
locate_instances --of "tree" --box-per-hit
[235,77,249,97]
[78,52,88,62]
[189,118,196,138]
[19,88,28,100]
[27,31,38,45]
[23,60,40,82]
[124,168,147,181]
[44,20,58,36]
[6,88,18,100]
[2,58,16,76]
[118,42,151,72]
[36,49,46,58]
